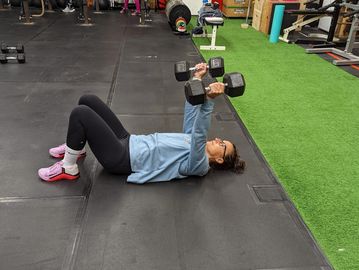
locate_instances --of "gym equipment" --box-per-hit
[165,0,191,33]
[279,14,327,43]
[18,0,45,24]
[174,57,225,82]
[175,17,187,32]
[192,2,225,50]
[269,5,285,43]
[0,53,26,64]
[282,0,344,47]
[139,0,152,26]
[306,1,359,65]
[199,17,225,50]
[184,72,245,105]
[1,43,24,53]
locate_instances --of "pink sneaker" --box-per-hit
[49,143,86,159]
[38,161,80,182]
[131,11,140,16]
[120,8,127,14]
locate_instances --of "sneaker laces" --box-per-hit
[48,161,63,175]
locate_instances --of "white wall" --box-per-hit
[318,0,333,32]
[182,0,202,15]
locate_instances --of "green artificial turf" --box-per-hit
[191,18,359,270]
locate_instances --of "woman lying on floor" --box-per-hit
[38,63,245,183]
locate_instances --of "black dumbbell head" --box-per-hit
[175,61,191,81]
[16,44,24,53]
[208,57,225,78]
[223,72,245,97]
[184,79,206,105]
[0,54,7,64]
[1,43,8,53]
[17,53,26,64]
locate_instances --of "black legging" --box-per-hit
[67,95,132,174]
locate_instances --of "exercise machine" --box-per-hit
[306,1,359,65]
[282,0,345,47]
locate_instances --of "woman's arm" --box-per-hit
[181,83,225,176]
[182,63,208,134]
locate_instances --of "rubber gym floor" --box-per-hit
[0,9,334,270]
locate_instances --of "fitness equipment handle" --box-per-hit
[204,83,228,92]
[189,65,210,72]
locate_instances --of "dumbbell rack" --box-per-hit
[306,2,359,66]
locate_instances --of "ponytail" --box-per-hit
[233,156,246,174]
[209,143,246,174]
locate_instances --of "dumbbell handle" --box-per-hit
[204,83,228,92]
[5,56,17,60]
[189,65,209,72]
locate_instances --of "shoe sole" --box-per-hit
[50,152,87,159]
[45,173,80,182]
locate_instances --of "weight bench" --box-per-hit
[193,17,225,51]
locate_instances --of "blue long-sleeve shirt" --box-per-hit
[127,99,215,184]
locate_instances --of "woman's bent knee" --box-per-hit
[78,94,100,106]
[70,105,93,120]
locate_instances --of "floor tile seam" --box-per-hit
[0,80,112,83]
[0,195,85,203]
[59,25,129,270]
[25,17,59,44]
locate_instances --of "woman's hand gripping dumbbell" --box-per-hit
[184,72,246,105]
[174,57,224,81]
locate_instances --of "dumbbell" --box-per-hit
[184,72,245,105]
[174,57,224,81]
[0,53,26,64]
[1,42,24,53]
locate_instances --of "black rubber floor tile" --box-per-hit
[74,168,325,270]
[111,61,231,114]
[0,197,84,270]
[121,36,197,62]
[0,82,108,197]
[0,60,115,83]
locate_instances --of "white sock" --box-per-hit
[62,145,81,167]
[79,146,86,155]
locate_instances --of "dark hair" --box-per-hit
[209,143,246,174]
